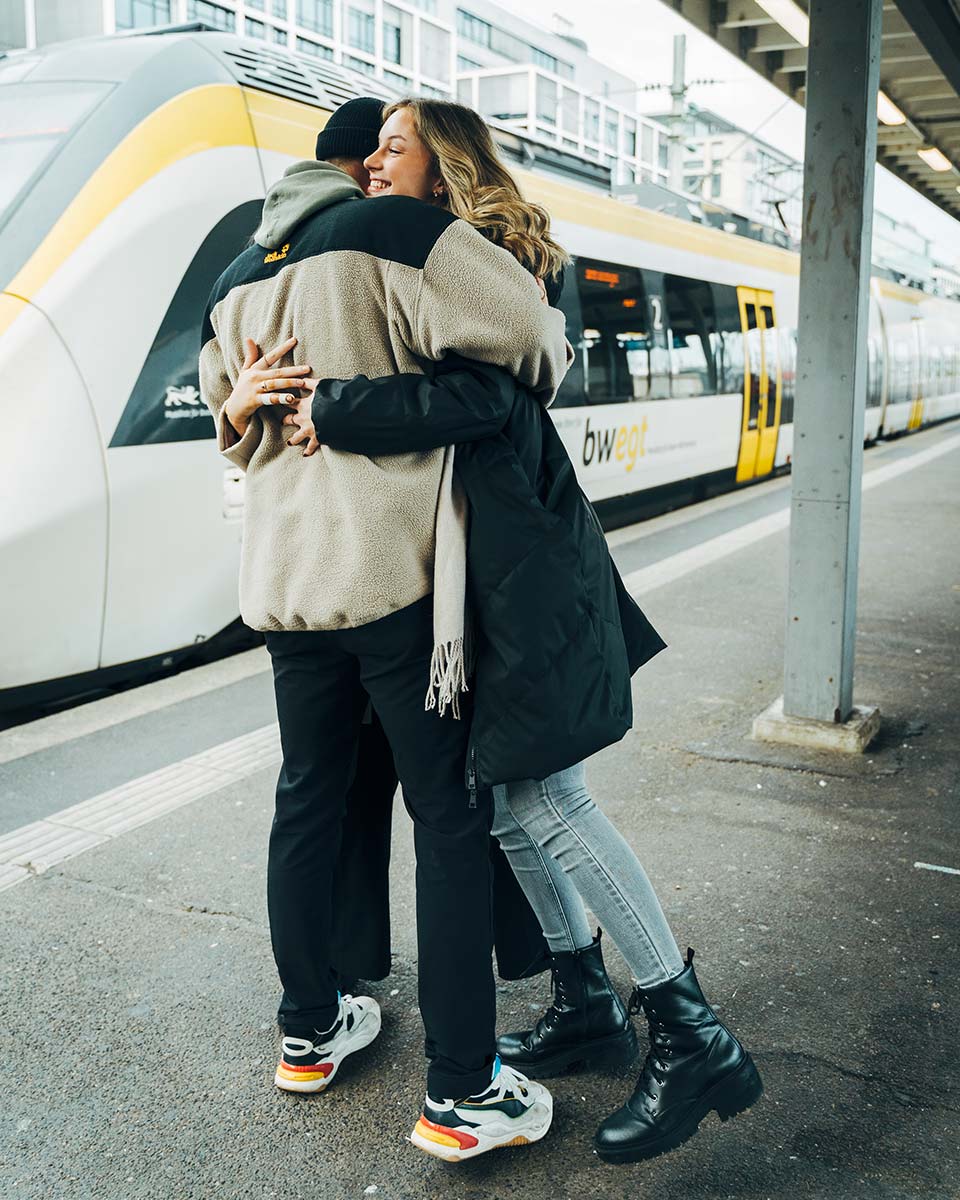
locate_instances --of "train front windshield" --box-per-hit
[0,81,109,223]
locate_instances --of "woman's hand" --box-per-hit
[223,336,317,437]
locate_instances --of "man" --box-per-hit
[199,97,568,1158]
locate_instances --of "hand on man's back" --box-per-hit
[283,393,320,457]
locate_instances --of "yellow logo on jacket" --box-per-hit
[264,243,290,264]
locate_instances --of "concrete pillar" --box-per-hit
[754,0,883,752]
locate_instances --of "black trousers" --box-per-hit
[264,596,496,1099]
[330,710,397,986]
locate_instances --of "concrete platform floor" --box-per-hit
[1,422,957,1200]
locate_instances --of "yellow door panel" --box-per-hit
[736,288,781,481]
[735,289,760,481]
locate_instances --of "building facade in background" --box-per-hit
[2,0,950,282]
[647,105,804,238]
[0,0,668,185]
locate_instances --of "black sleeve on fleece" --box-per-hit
[310,354,517,455]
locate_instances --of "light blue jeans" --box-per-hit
[492,761,685,988]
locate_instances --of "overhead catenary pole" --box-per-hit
[781,0,883,727]
[667,34,686,194]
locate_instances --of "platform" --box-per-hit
[1,421,958,1200]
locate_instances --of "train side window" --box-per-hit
[780,327,797,424]
[759,304,779,428]
[927,345,940,398]
[576,257,652,404]
[890,338,911,404]
[663,274,718,397]
[551,263,587,409]
[710,284,744,395]
[866,335,883,408]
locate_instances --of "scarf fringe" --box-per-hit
[424,619,475,720]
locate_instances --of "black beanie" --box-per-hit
[315,96,386,162]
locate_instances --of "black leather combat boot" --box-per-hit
[594,949,762,1163]
[497,931,638,1077]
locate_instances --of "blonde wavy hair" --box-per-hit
[383,97,570,282]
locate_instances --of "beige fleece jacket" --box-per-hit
[199,162,569,634]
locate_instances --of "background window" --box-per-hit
[584,99,600,143]
[297,0,333,37]
[457,10,491,47]
[344,54,376,74]
[116,0,171,29]
[345,0,375,53]
[186,1,235,29]
[641,124,654,164]
[272,25,289,44]
[536,75,557,125]
[297,34,333,56]
[245,17,267,38]
[271,0,288,14]
[383,3,412,67]
[531,47,560,72]
[478,73,526,120]
[420,22,450,82]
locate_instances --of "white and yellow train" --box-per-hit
[1,28,958,706]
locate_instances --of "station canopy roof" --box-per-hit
[666,0,960,225]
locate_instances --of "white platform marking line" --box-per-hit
[622,434,960,598]
[914,862,960,876]
[0,722,281,893]
[0,646,271,768]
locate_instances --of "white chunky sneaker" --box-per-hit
[410,1057,554,1162]
[274,994,381,1094]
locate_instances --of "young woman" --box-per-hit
[229,98,762,1165]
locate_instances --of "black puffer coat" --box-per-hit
[310,356,666,793]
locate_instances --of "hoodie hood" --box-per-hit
[254,160,363,249]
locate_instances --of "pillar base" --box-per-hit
[752,696,880,754]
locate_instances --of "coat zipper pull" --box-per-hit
[467,748,478,809]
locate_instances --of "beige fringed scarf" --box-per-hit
[425,445,474,719]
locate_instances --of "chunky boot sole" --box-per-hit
[594,1053,763,1164]
[499,1023,639,1079]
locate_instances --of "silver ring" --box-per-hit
[260,380,269,392]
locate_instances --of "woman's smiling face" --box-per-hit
[363,107,442,201]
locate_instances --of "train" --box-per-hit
[1,27,959,709]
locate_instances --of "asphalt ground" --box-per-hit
[1,421,958,1200]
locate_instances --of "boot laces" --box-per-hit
[541,961,569,1031]
[629,987,672,1107]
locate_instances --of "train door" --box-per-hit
[735,288,782,482]
[909,318,924,430]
